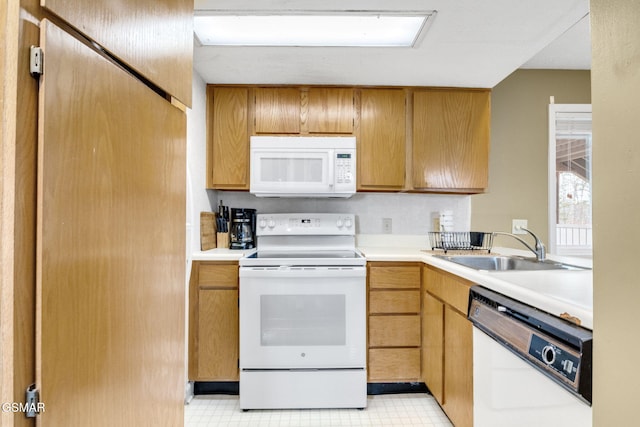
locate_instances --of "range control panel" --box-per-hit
[256,213,356,236]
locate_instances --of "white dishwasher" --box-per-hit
[468,286,592,427]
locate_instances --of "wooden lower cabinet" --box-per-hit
[188,261,239,381]
[367,262,422,382]
[422,266,473,427]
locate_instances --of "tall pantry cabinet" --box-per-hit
[35,1,192,426]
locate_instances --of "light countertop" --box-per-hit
[361,245,592,329]
[192,248,255,261]
[192,237,593,330]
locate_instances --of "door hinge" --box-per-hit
[25,383,41,418]
[30,46,43,78]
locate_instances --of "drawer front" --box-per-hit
[424,266,470,314]
[368,348,421,381]
[369,264,421,289]
[369,290,420,314]
[199,263,238,288]
[369,315,421,347]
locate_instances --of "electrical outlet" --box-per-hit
[382,218,392,234]
[512,219,528,234]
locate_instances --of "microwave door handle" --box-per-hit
[328,150,335,187]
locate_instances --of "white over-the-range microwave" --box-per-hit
[250,136,356,198]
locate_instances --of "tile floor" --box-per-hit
[185,393,452,427]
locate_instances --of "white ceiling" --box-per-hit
[521,13,591,70]
[193,0,591,89]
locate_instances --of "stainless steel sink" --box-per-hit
[433,255,589,271]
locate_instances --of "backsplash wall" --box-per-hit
[212,191,471,235]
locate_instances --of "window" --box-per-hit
[548,103,592,256]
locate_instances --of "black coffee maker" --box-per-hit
[230,208,256,250]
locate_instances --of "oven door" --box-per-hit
[239,266,366,369]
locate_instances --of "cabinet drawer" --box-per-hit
[369,264,421,289]
[368,348,421,381]
[369,290,420,314]
[423,266,471,314]
[199,263,238,288]
[369,315,421,347]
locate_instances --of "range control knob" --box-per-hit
[542,345,556,365]
[259,219,267,229]
[336,218,344,228]
[267,219,276,229]
[344,218,353,228]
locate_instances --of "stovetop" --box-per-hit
[240,213,364,267]
[240,249,366,267]
[246,250,363,259]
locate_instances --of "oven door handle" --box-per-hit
[239,266,366,278]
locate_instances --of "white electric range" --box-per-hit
[238,213,367,410]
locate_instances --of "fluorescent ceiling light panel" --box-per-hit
[194,14,433,47]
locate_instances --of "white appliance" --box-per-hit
[250,136,356,198]
[239,213,367,410]
[469,286,592,427]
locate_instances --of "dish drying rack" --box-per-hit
[428,231,493,253]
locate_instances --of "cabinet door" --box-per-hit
[255,87,301,133]
[443,306,474,427]
[42,0,192,105]
[413,90,490,192]
[358,89,406,190]
[422,292,444,403]
[207,86,249,189]
[197,289,239,380]
[38,21,186,427]
[307,87,354,133]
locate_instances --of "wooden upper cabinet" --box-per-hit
[254,87,301,134]
[412,89,490,192]
[358,89,406,190]
[42,0,193,106]
[207,86,249,189]
[204,85,491,193]
[307,88,354,134]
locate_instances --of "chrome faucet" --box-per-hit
[493,228,546,261]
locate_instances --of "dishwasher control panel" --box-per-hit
[528,334,580,383]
